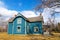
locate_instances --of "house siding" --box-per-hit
[27,21,43,34]
[13,16,26,34]
[8,22,13,34]
[8,13,43,35]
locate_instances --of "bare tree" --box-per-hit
[34,0,60,34]
[35,0,60,11]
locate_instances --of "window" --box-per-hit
[27,26,29,32]
[17,26,21,32]
[34,27,39,32]
[18,27,20,29]
[17,18,21,24]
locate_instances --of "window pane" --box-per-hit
[34,27,39,32]
[18,27,20,29]
[17,18,21,24]
[17,26,21,32]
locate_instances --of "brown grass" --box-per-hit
[0,32,60,40]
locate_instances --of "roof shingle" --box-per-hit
[8,13,43,22]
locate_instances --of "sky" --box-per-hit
[0,0,42,20]
[1,0,42,11]
[0,0,60,23]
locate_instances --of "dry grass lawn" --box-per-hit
[0,32,60,40]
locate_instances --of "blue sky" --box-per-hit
[1,0,42,11]
[0,0,60,23]
[0,0,43,21]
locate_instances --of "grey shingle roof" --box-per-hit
[27,16,43,22]
[8,13,43,22]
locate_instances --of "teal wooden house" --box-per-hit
[8,13,43,34]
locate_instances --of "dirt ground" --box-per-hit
[0,32,60,40]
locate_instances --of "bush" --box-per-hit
[52,27,60,33]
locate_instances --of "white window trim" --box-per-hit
[27,26,29,33]
[17,18,22,24]
[34,27,39,32]
[17,26,21,32]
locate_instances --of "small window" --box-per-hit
[17,26,21,32]
[34,27,39,32]
[18,27,20,29]
[17,18,21,24]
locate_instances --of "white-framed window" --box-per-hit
[17,26,21,32]
[27,26,29,32]
[34,27,39,32]
[17,18,21,24]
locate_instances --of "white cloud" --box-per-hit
[0,0,60,23]
[42,8,52,23]
[42,7,60,23]
[0,1,18,21]
[21,11,38,18]
[0,7,18,21]
[0,7,18,16]
[55,17,60,23]
[55,8,60,12]
[20,9,60,23]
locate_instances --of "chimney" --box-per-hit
[40,13,42,16]
[40,13,44,23]
[14,14,17,17]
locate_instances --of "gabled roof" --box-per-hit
[8,13,43,22]
[27,16,43,22]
